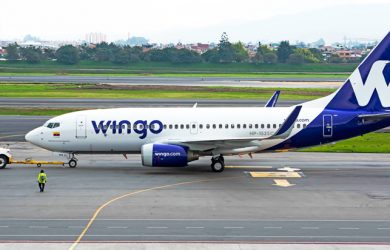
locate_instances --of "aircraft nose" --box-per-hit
[25,127,41,145]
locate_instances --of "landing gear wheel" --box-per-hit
[211,161,225,172]
[211,155,225,173]
[0,155,8,169]
[68,159,77,168]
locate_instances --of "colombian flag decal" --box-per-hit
[53,132,60,137]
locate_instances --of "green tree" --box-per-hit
[20,46,43,64]
[232,42,249,62]
[202,48,219,63]
[294,48,320,63]
[287,53,304,64]
[171,49,201,64]
[264,52,277,64]
[253,42,274,63]
[43,48,56,60]
[56,45,79,64]
[217,32,234,63]
[5,43,20,61]
[277,41,293,63]
[111,49,129,64]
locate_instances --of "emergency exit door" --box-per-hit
[323,115,333,137]
[76,116,87,139]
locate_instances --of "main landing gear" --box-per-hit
[211,154,225,172]
[68,153,78,168]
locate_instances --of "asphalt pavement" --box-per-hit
[0,143,389,245]
[0,76,343,88]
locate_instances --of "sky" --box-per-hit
[0,0,389,44]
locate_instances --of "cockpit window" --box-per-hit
[47,122,60,129]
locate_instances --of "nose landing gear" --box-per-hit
[211,154,225,172]
[68,153,78,168]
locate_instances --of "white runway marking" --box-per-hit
[146,227,168,229]
[107,226,128,229]
[264,226,282,229]
[301,227,319,230]
[338,227,360,230]
[224,227,244,229]
[185,227,204,229]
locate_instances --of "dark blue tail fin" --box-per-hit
[327,32,390,111]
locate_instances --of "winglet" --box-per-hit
[272,105,302,138]
[265,91,280,107]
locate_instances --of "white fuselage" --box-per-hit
[25,106,321,155]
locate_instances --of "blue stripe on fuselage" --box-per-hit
[269,109,390,151]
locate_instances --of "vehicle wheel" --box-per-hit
[0,155,8,169]
[69,159,77,168]
[211,161,225,173]
[37,163,41,168]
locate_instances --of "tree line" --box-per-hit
[3,33,351,65]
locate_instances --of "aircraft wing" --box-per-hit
[264,91,280,107]
[161,105,302,149]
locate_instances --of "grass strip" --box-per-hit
[301,132,390,153]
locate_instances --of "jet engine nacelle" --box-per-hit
[141,143,199,167]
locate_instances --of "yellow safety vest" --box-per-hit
[37,173,47,183]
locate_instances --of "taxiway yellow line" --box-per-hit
[225,166,273,169]
[68,176,241,250]
[249,171,301,178]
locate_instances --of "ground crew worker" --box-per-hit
[37,170,47,192]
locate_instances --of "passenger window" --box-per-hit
[169,124,173,129]
[225,124,229,129]
[237,124,241,129]
[219,124,223,129]
[243,124,247,129]
[255,124,258,129]
[180,124,184,129]
[163,124,167,129]
[231,124,235,129]
[199,124,203,129]
[212,124,216,129]
[303,124,307,128]
[267,124,270,129]
[175,124,178,129]
[297,124,301,129]
[249,124,253,129]
[261,124,264,129]
[192,124,196,129]
[206,124,210,129]
[273,124,276,129]
[279,124,282,127]
[186,124,190,129]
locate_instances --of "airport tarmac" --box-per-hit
[0,142,390,246]
[0,76,343,88]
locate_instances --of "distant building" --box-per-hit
[190,43,210,54]
[85,32,107,44]
[336,50,362,59]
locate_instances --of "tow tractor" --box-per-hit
[0,147,66,169]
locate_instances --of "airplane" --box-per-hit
[2,32,390,172]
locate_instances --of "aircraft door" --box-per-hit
[190,122,198,134]
[76,116,87,139]
[323,115,333,137]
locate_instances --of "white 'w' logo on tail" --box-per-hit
[349,60,390,107]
